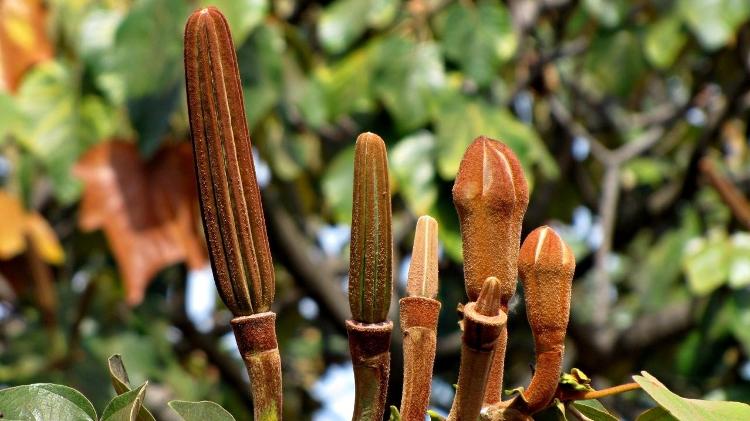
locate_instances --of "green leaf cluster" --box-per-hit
[0,355,235,421]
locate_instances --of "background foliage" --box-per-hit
[2,0,750,419]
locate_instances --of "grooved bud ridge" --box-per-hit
[349,132,393,324]
[184,7,274,316]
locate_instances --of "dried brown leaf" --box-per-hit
[74,141,207,305]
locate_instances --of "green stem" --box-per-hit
[232,312,282,421]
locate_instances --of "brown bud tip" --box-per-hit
[518,226,575,349]
[349,132,393,324]
[518,226,575,281]
[452,136,529,304]
[406,215,439,298]
[453,137,528,214]
[475,277,503,317]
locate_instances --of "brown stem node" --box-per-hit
[347,320,393,421]
[231,312,282,421]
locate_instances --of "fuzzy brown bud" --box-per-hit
[518,226,575,350]
[515,226,575,413]
[452,136,529,306]
[406,215,439,299]
[184,7,274,317]
[349,132,393,324]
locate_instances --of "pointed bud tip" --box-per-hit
[519,226,575,277]
[452,136,529,213]
[406,215,439,298]
[475,276,503,316]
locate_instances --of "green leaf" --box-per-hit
[390,131,438,215]
[108,355,132,395]
[101,0,188,99]
[431,197,463,262]
[728,233,750,288]
[15,61,113,203]
[322,146,355,223]
[128,81,182,157]
[570,401,618,421]
[645,16,687,69]
[630,209,700,311]
[682,230,731,296]
[389,405,402,421]
[199,0,269,45]
[560,368,594,392]
[0,383,97,421]
[678,0,750,51]
[433,91,556,181]
[583,0,627,27]
[633,371,750,420]
[258,117,303,180]
[0,92,24,139]
[622,158,672,188]
[730,292,750,355]
[317,0,398,54]
[373,38,446,131]
[318,0,371,54]
[101,383,147,421]
[107,355,156,421]
[636,407,679,421]
[315,43,378,120]
[237,23,284,129]
[533,399,568,421]
[584,30,645,98]
[427,409,446,421]
[435,1,516,86]
[168,400,236,421]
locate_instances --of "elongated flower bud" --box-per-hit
[516,226,575,413]
[184,7,274,316]
[406,215,439,298]
[349,132,393,324]
[452,136,529,306]
[475,277,502,317]
[518,226,575,350]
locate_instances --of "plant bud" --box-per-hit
[475,276,503,317]
[349,132,393,324]
[518,226,575,351]
[406,215,439,299]
[453,137,529,307]
[184,7,274,316]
